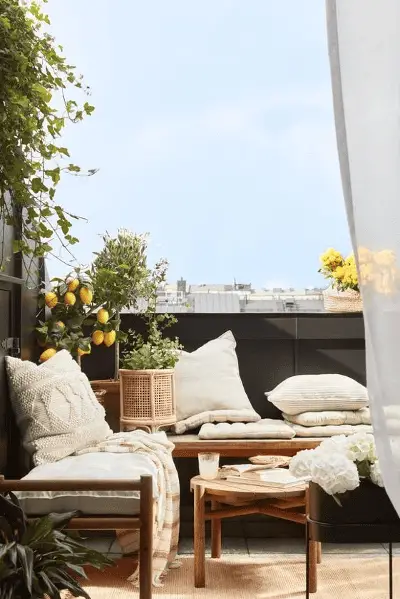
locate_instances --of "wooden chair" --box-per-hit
[0,474,153,599]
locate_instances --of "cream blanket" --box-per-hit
[74,430,180,586]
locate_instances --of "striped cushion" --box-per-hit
[172,409,260,435]
[286,422,373,437]
[284,407,371,427]
[266,374,368,415]
[198,419,295,440]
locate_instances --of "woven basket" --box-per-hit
[323,288,363,313]
[119,368,176,433]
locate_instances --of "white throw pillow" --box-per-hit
[174,331,259,423]
[266,374,368,416]
[284,408,371,427]
[198,419,295,440]
[6,350,112,465]
[286,422,373,437]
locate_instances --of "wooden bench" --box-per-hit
[0,475,154,599]
[169,435,323,458]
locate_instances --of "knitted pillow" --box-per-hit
[5,350,111,465]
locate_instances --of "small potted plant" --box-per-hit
[119,267,182,432]
[319,248,362,312]
[0,491,113,598]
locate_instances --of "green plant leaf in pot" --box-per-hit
[0,493,113,598]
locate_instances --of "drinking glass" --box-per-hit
[198,453,220,480]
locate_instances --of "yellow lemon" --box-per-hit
[67,278,80,292]
[77,346,91,356]
[39,347,57,362]
[92,330,105,346]
[104,330,116,347]
[64,291,76,306]
[79,287,93,305]
[97,308,109,324]
[45,292,58,309]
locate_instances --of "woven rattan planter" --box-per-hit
[323,288,363,313]
[119,368,176,433]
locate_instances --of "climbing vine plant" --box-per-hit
[0,0,95,278]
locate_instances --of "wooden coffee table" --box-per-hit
[190,475,319,591]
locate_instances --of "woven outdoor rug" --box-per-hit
[68,554,399,598]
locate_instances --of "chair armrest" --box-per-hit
[0,474,153,493]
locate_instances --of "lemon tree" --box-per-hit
[36,269,119,362]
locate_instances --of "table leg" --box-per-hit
[309,540,318,593]
[317,542,322,564]
[194,484,206,587]
[211,500,222,558]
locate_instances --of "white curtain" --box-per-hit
[326,0,400,512]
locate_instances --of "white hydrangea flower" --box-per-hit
[370,460,384,487]
[310,453,360,495]
[319,435,349,455]
[289,448,320,478]
[345,432,376,462]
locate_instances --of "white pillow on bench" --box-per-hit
[286,422,373,437]
[16,452,158,516]
[173,331,260,432]
[284,407,371,427]
[266,374,368,415]
[198,419,295,440]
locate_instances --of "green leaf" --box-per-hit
[16,544,34,593]
[12,240,22,254]
[83,102,95,115]
[67,164,81,173]
[45,167,61,184]
[0,16,11,29]
[31,177,43,193]
[32,83,52,103]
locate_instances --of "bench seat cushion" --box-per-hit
[198,419,295,440]
[16,452,158,516]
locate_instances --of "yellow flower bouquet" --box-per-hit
[319,248,359,292]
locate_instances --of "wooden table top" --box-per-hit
[190,474,306,499]
[170,435,322,458]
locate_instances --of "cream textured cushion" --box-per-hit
[284,408,371,427]
[286,422,373,437]
[16,452,158,516]
[172,409,260,435]
[266,374,368,415]
[198,419,295,440]
[174,330,259,424]
[6,350,112,465]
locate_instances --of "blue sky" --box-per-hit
[46,0,351,288]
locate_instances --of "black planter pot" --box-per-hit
[309,480,399,525]
[306,481,400,599]
[308,480,400,544]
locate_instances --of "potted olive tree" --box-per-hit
[89,229,169,414]
[119,283,181,432]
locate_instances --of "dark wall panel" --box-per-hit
[83,313,366,419]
